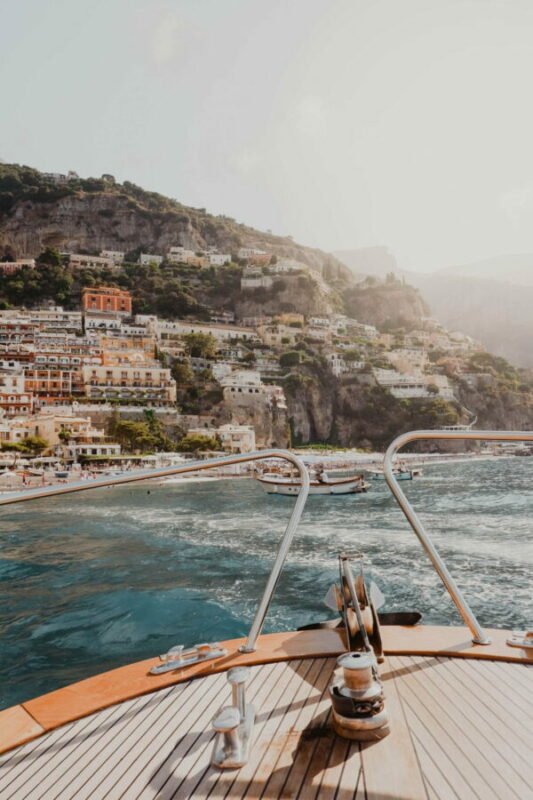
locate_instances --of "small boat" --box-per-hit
[54,470,70,480]
[368,466,422,481]
[257,471,369,495]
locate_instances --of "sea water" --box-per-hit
[0,458,531,709]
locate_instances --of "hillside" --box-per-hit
[408,272,533,368]
[333,246,400,280]
[437,253,533,286]
[0,162,531,448]
[0,163,350,284]
[335,245,533,368]
[343,279,429,330]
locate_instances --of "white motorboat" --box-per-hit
[257,471,369,495]
[367,466,423,481]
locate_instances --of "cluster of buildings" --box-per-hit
[0,286,179,458]
[370,319,481,400]
[0,284,293,457]
[70,246,235,271]
[0,240,487,459]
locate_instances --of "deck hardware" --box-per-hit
[330,651,390,741]
[338,553,384,662]
[149,642,227,675]
[212,666,255,769]
[506,631,533,651]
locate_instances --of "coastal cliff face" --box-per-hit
[343,282,428,329]
[234,274,336,318]
[284,364,533,450]
[285,370,457,449]
[457,384,533,431]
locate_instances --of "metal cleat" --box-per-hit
[506,630,533,651]
[212,666,255,769]
[149,642,227,675]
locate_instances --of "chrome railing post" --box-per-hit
[384,429,533,645]
[0,449,310,653]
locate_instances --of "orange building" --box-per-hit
[82,287,132,316]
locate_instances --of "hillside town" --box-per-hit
[0,243,493,490]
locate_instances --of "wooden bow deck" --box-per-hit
[0,653,531,799]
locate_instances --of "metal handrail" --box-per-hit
[0,449,310,653]
[384,429,533,645]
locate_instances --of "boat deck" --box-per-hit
[1,653,532,800]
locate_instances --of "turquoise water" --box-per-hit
[0,459,531,710]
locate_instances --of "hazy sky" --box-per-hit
[2,0,533,270]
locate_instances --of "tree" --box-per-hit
[108,410,157,453]
[21,435,49,454]
[427,384,439,395]
[344,349,362,362]
[36,248,63,268]
[183,332,217,359]
[171,360,194,384]
[143,409,173,451]
[279,351,302,368]
[177,432,220,454]
[0,442,25,452]
[58,428,72,443]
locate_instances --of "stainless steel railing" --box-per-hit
[384,429,533,645]
[0,449,310,653]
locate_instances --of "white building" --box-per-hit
[139,253,163,266]
[100,250,125,265]
[373,369,455,400]
[167,246,195,263]
[208,253,231,266]
[238,247,269,260]
[241,275,273,290]
[156,320,257,343]
[257,323,300,347]
[69,254,115,270]
[221,370,263,390]
[269,258,305,273]
[81,363,176,405]
[166,246,206,267]
[221,371,287,409]
[308,316,331,328]
[66,442,121,458]
[84,313,123,332]
[306,326,332,343]
[188,423,256,453]
[0,361,33,415]
[27,307,82,329]
[327,352,365,377]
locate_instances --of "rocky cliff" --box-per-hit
[285,365,462,449]
[343,281,428,330]
[0,163,351,282]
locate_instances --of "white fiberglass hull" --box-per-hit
[368,469,422,481]
[257,477,368,495]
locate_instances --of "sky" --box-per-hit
[2,0,533,271]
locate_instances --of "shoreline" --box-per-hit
[0,450,518,495]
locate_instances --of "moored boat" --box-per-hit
[256,471,369,495]
[368,465,423,480]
